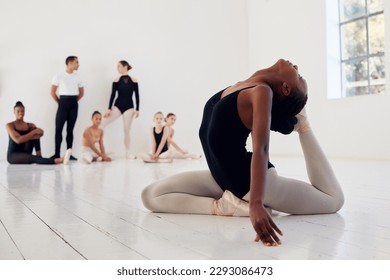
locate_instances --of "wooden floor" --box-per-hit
[0,156,389,260]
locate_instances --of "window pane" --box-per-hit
[370,84,385,94]
[342,59,368,96]
[369,56,385,94]
[369,14,385,54]
[340,0,366,21]
[369,56,385,80]
[367,0,384,14]
[341,20,367,59]
[343,59,368,82]
[338,0,385,98]
[346,86,369,96]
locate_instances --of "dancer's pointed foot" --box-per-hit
[294,108,311,134]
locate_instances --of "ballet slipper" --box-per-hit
[63,149,72,165]
[212,190,272,217]
[143,158,173,163]
[191,154,202,159]
[143,158,158,163]
[157,158,173,163]
[126,152,137,159]
[211,191,262,216]
[294,108,311,134]
[212,190,239,216]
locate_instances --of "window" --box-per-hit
[339,0,385,97]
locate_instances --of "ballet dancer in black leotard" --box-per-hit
[139,112,172,163]
[153,125,169,155]
[102,60,140,159]
[6,101,71,164]
[142,59,344,247]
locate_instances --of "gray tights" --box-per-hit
[141,130,344,215]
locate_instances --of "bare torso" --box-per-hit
[82,126,102,147]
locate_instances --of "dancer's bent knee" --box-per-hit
[141,184,158,212]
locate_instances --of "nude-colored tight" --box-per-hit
[142,130,344,215]
[101,106,135,153]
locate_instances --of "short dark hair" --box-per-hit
[166,113,176,118]
[14,101,24,109]
[66,56,78,65]
[119,60,132,70]
[92,110,101,118]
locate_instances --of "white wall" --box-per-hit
[0,0,249,159]
[248,0,390,160]
[2,0,389,161]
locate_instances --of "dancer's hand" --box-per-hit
[104,110,111,118]
[33,128,44,136]
[250,204,282,246]
[133,111,139,118]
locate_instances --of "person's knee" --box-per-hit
[332,191,344,213]
[141,185,157,212]
[324,190,344,214]
[79,152,93,164]
[67,125,75,133]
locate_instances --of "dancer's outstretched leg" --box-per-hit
[245,110,344,214]
[172,150,202,159]
[101,106,122,128]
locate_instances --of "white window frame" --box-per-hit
[327,0,343,99]
[338,0,385,97]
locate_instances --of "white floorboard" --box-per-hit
[0,216,23,260]
[0,156,389,260]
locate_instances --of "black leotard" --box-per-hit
[108,75,139,114]
[7,123,55,164]
[199,87,274,198]
[154,127,168,154]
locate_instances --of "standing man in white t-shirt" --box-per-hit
[50,56,84,159]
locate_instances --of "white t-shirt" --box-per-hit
[52,71,83,96]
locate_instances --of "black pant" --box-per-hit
[55,96,78,157]
[7,139,55,164]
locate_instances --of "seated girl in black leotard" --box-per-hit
[6,101,71,164]
[139,112,172,163]
[102,60,140,159]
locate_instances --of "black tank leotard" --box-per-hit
[154,127,168,154]
[108,75,140,114]
[7,123,55,164]
[199,87,274,198]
